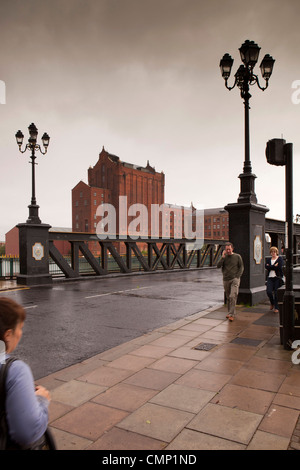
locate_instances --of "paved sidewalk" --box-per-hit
[35,302,300,450]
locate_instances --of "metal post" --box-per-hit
[282,143,295,349]
[27,148,41,224]
[243,88,252,174]
[31,150,36,206]
[237,88,258,205]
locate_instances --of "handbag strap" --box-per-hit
[0,358,17,410]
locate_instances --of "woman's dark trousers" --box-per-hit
[266,277,280,310]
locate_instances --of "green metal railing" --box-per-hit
[0,257,18,278]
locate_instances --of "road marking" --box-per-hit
[85,286,150,299]
[24,305,38,310]
[0,287,30,292]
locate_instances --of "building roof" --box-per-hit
[204,208,228,215]
[49,227,73,232]
[101,147,160,174]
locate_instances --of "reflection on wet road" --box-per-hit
[1,269,223,379]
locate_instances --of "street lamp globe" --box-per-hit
[260,54,275,80]
[239,40,260,68]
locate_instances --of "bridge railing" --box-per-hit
[47,232,226,279]
[0,237,227,279]
[3,217,299,279]
[0,257,19,279]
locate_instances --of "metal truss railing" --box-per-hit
[48,232,227,279]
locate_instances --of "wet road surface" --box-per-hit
[0,269,223,379]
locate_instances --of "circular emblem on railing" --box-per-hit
[254,235,262,264]
[32,242,44,261]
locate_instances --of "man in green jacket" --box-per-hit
[217,242,244,321]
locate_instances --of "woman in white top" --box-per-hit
[265,246,284,313]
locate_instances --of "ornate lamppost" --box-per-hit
[220,40,275,203]
[15,123,52,286]
[219,40,275,305]
[15,123,50,224]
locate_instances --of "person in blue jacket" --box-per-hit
[0,297,51,449]
[265,246,284,313]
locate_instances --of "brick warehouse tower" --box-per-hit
[72,147,165,252]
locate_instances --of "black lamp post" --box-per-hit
[15,123,50,224]
[15,123,52,286]
[219,41,275,306]
[220,40,275,203]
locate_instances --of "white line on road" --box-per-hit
[85,286,151,299]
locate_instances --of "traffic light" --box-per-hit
[265,138,286,166]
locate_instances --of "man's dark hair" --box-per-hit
[225,242,234,248]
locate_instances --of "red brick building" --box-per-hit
[72,148,229,250]
[72,147,165,251]
[204,208,229,240]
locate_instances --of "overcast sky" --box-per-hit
[1,0,300,240]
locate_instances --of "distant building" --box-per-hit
[5,226,72,257]
[72,147,229,253]
[4,226,18,256]
[72,147,165,253]
[72,147,165,235]
[204,208,229,240]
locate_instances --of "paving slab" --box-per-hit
[210,383,275,415]
[117,402,194,442]
[258,404,299,438]
[166,429,246,450]
[123,368,181,391]
[50,379,106,407]
[149,384,215,413]
[86,427,166,451]
[187,403,263,445]
[92,383,158,412]
[247,430,290,450]
[51,402,129,441]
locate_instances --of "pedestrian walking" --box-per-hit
[265,246,284,313]
[217,242,244,321]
